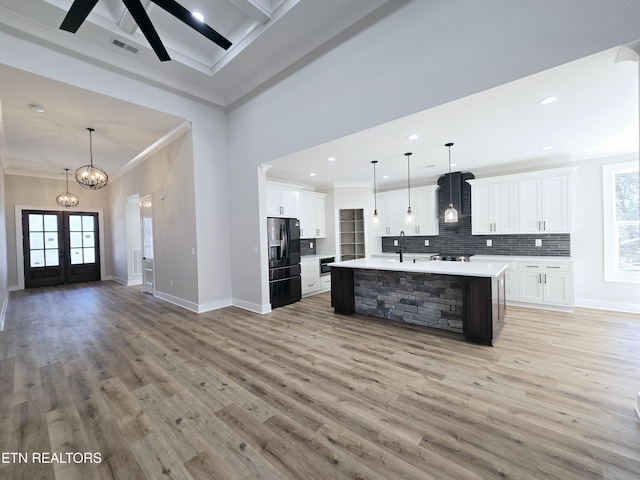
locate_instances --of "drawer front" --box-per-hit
[302,279,319,294]
[320,276,331,288]
[520,262,570,272]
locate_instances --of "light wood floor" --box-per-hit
[1,281,639,480]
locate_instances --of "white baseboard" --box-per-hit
[232,298,272,314]
[153,291,200,313]
[111,276,142,287]
[506,300,573,313]
[575,298,640,314]
[197,298,232,313]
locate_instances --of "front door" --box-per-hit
[23,210,101,288]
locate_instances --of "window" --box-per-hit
[603,161,640,283]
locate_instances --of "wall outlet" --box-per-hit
[252,246,258,254]
[535,239,542,247]
[424,240,429,247]
[486,239,492,247]
[192,247,196,255]
[310,242,314,249]
[170,280,173,288]
[393,240,398,246]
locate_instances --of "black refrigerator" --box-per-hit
[268,217,301,308]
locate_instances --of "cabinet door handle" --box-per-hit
[544,274,547,284]
[316,228,320,236]
[543,221,546,231]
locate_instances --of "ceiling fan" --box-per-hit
[60,0,232,61]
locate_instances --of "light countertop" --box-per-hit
[329,258,508,278]
[471,254,574,262]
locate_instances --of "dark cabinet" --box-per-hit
[330,267,354,314]
[463,273,506,346]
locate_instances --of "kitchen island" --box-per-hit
[330,258,508,346]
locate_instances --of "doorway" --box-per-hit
[140,196,155,295]
[22,210,101,288]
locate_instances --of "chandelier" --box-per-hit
[75,127,108,190]
[56,168,80,208]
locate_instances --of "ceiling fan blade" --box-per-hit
[150,0,232,50]
[122,0,171,61]
[60,0,100,33]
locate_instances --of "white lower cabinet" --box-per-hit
[517,261,573,308]
[301,257,331,296]
[471,256,573,310]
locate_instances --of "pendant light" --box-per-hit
[371,160,380,226]
[75,127,108,190]
[444,142,459,223]
[56,168,80,208]
[404,152,414,225]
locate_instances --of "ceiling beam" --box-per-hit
[228,0,271,24]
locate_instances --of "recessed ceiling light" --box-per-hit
[538,96,558,105]
[309,173,316,177]
[29,104,45,113]
[192,11,204,22]
[541,146,553,151]
[327,157,336,162]
[407,134,418,140]
[383,175,389,179]
[450,163,457,168]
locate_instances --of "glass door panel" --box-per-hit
[23,211,64,287]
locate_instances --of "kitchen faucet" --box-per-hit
[397,230,405,262]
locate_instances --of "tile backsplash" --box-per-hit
[381,172,570,257]
[300,239,317,256]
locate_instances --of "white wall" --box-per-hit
[572,157,640,313]
[108,132,203,310]
[0,170,8,329]
[226,0,640,309]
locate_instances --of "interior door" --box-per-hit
[140,196,155,295]
[22,210,101,288]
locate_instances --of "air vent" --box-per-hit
[111,38,139,54]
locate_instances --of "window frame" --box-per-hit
[603,161,640,283]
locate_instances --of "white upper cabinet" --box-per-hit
[469,180,515,234]
[518,175,570,233]
[376,192,404,236]
[299,191,326,238]
[266,184,299,217]
[411,186,439,236]
[468,167,574,235]
[375,186,438,236]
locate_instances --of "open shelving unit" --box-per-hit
[339,209,365,261]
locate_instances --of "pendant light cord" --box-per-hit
[449,147,453,205]
[88,127,95,168]
[405,152,412,209]
[372,160,378,211]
